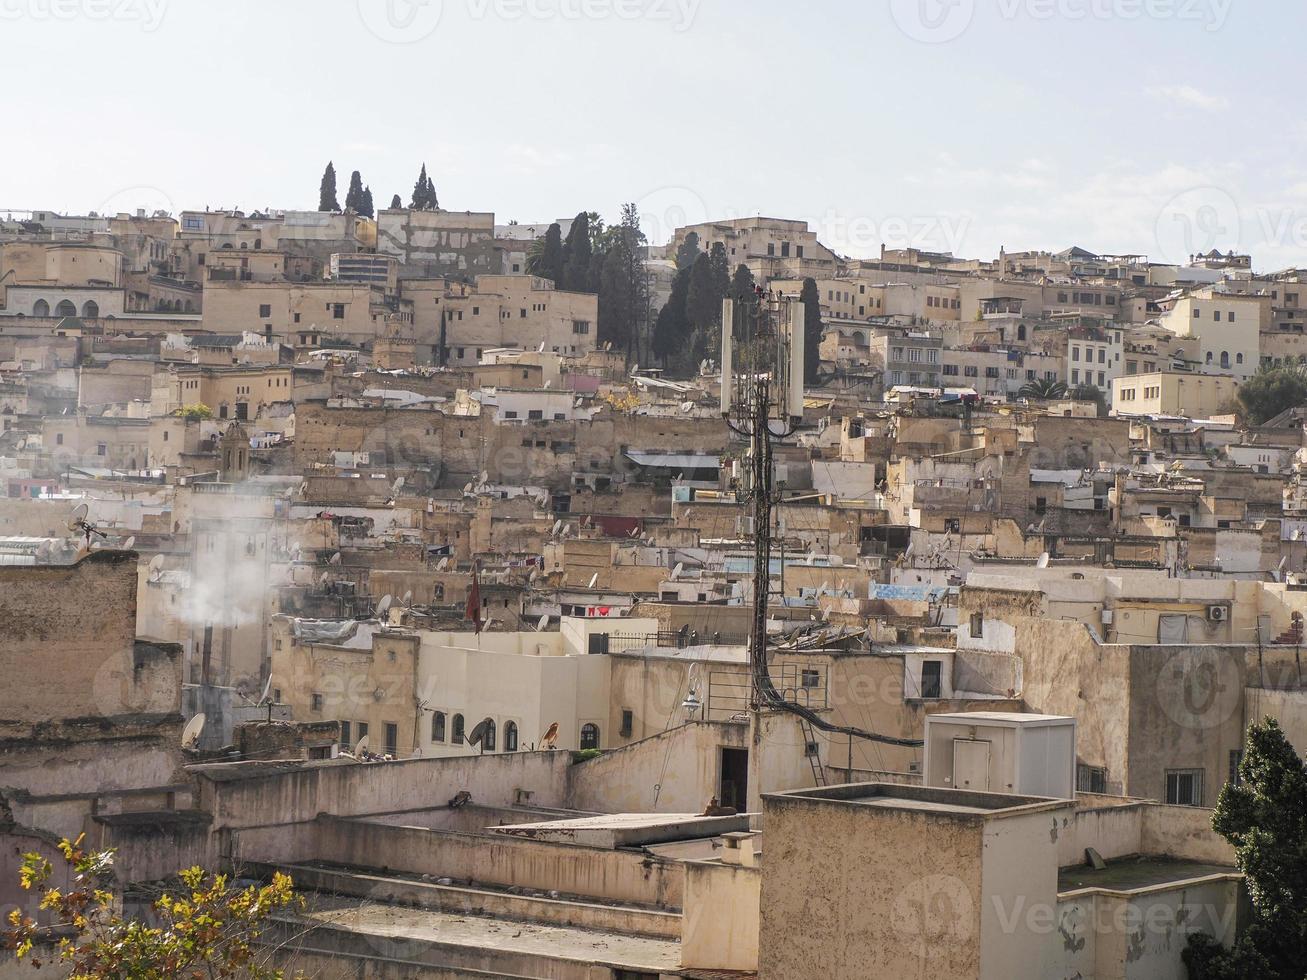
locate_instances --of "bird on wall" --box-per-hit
[540,722,559,750]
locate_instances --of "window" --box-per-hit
[781,242,790,257]
[451,714,465,743]
[920,660,942,699]
[1194,307,1201,318]
[259,304,271,318]
[357,721,368,743]
[942,364,959,376]
[969,612,983,638]
[964,365,978,378]
[572,320,590,335]
[926,348,939,364]
[340,720,351,747]
[1071,369,1080,384]
[1097,349,1105,364]
[311,693,324,712]
[1165,768,1204,807]
[801,668,820,689]
[1220,351,1230,369]
[1077,764,1107,794]
[908,348,922,363]
[384,723,398,757]
[528,409,543,420]
[332,303,345,319]
[620,709,633,737]
[580,723,600,750]
[796,245,804,258]
[1236,353,1244,364]
[504,721,518,751]
[431,711,446,742]
[1071,347,1080,362]
[1228,311,1235,322]
[482,719,496,751]
[1228,749,1243,787]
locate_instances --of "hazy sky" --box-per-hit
[5,0,1305,268]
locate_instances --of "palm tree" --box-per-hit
[1018,377,1068,400]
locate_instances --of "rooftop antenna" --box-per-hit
[121,535,136,551]
[536,614,549,631]
[354,734,370,757]
[540,721,560,750]
[148,553,165,581]
[436,556,449,571]
[671,561,684,581]
[587,572,599,588]
[328,551,342,565]
[466,718,491,755]
[402,590,413,607]
[66,503,105,549]
[181,713,206,750]
[375,594,393,620]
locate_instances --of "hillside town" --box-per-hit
[1,178,1306,980]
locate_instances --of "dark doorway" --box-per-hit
[720,747,748,812]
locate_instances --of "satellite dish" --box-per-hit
[587,572,598,588]
[354,734,370,755]
[68,502,89,527]
[632,363,639,375]
[551,519,563,536]
[463,482,474,493]
[536,614,549,631]
[318,571,330,586]
[538,340,546,353]
[181,713,206,750]
[402,590,413,607]
[1037,552,1050,568]
[260,674,273,704]
[478,470,489,484]
[376,594,393,619]
[528,567,539,583]
[436,556,449,571]
[121,536,136,551]
[671,562,684,581]
[149,554,165,573]
[466,718,491,749]
[328,552,342,565]
[35,540,52,562]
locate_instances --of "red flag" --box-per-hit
[465,564,482,633]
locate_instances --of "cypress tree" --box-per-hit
[344,170,364,212]
[318,161,340,212]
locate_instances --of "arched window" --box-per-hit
[1205,351,1213,364]
[482,719,496,752]
[55,300,76,317]
[1017,324,1027,341]
[504,721,518,752]
[1236,352,1244,365]
[431,711,446,742]
[580,723,600,750]
[451,714,464,744]
[82,301,99,318]
[32,299,49,317]
[184,300,194,312]
[1220,351,1230,369]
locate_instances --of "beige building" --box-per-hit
[670,217,839,283]
[1112,371,1238,418]
[1158,288,1265,379]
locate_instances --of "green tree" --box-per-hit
[674,231,700,272]
[359,186,374,219]
[653,264,693,370]
[1182,719,1307,980]
[799,277,823,385]
[1070,383,1109,417]
[317,161,339,212]
[686,252,719,332]
[176,403,214,420]
[1237,365,1307,425]
[598,242,635,351]
[1019,378,1069,400]
[527,222,564,284]
[731,263,756,300]
[344,170,364,212]
[389,193,402,210]
[561,212,592,292]
[708,242,730,299]
[410,163,438,211]
[4,835,300,979]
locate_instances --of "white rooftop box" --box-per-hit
[923,712,1075,800]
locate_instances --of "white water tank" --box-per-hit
[923,712,1076,799]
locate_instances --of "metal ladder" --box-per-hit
[799,716,827,787]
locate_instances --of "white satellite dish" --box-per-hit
[376,594,393,619]
[121,536,136,551]
[402,590,413,607]
[671,562,684,580]
[318,571,330,586]
[354,734,370,755]
[328,552,342,565]
[551,519,563,536]
[148,554,165,573]
[181,713,206,750]
[68,502,89,526]
[538,340,546,353]
[463,482,474,493]
[536,614,549,631]
[391,476,405,495]
[478,470,489,484]
[436,556,449,571]
[1037,553,1050,569]
[528,567,539,583]
[587,572,598,588]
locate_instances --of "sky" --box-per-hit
[5,0,1306,269]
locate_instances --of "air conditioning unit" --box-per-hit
[1208,605,1228,622]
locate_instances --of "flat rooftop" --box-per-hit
[1059,857,1237,894]
[765,782,1072,819]
[490,812,749,849]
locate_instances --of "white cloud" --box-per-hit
[1146,84,1230,112]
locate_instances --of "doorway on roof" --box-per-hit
[719,747,748,812]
